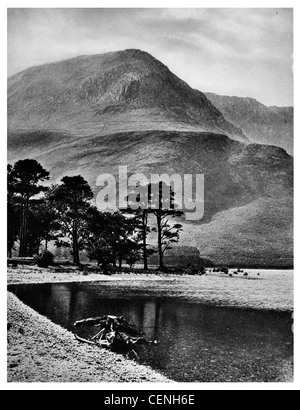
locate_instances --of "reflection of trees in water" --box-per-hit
[139,301,162,341]
[32,283,80,330]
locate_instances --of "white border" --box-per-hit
[1,0,298,391]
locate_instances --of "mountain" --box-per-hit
[7,50,293,268]
[8,49,248,144]
[205,93,293,155]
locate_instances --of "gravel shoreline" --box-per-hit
[7,292,171,383]
[7,266,173,286]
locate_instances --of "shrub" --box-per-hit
[35,250,54,268]
[183,263,206,276]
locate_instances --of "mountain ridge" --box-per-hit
[205,92,293,154]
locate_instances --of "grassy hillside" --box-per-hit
[180,197,293,268]
[8,130,293,267]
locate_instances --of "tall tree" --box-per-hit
[26,197,61,255]
[84,208,115,274]
[10,159,50,257]
[51,176,93,265]
[124,185,154,270]
[130,208,151,270]
[149,182,184,271]
[7,165,20,257]
[109,212,141,269]
[126,182,183,270]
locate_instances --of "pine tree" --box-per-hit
[149,182,184,271]
[50,176,93,265]
[10,159,50,257]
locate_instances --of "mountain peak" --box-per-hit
[8,50,248,142]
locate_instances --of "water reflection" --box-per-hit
[9,282,293,382]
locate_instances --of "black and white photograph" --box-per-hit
[2,2,297,391]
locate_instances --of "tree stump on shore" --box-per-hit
[74,315,156,353]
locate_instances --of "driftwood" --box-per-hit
[74,315,156,352]
[75,334,103,346]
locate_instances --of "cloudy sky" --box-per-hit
[8,8,293,106]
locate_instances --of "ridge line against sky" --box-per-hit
[8,8,293,107]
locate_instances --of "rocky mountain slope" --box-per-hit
[7,50,293,267]
[205,93,293,155]
[8,49,247,143]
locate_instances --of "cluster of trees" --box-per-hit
[7,159,184,271]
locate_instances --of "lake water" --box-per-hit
[8,272,294,382]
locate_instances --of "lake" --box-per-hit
[8,271,294,382]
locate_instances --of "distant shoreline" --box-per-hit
[7,265,294,286]
[7,266,293,312]
[220,265,294,270]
